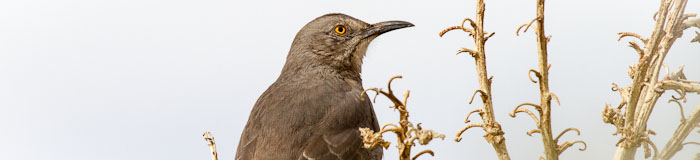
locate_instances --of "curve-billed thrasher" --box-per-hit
[235,13,413,160]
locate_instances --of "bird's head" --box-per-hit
[282,13,413,78]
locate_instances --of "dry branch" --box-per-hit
[203,131,219,160]
[603,0,700,159]
[655,105,700,160]
[359,76,444,160]
[439,0,511,159]
[511,0,586,159]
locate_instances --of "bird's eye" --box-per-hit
[334,25,346,34]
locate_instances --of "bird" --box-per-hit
[235,13,413,160]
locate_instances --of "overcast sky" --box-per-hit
[1,0,699,160]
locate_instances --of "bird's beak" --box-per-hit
[361,21,414,39]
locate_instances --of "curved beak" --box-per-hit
[361,21,414,39]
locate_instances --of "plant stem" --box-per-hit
[471,1,511,159]
[532,0,559,159]
[655,105,700,160]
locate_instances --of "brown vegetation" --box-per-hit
[359,75,446,160]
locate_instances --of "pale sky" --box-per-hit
[0,0,699,159]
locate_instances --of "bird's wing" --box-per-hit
[299,89,382,160]
[237,78,382,160]
[300,128,382,160]
[236,78,333,160]
[235,122,258,160]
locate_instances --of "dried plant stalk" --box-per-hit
[439,0,510,159]
[601,0,700,159]
[656,104,700,160]
[203,131,219,160]
[359,76,445,160]
[511,0,586,159]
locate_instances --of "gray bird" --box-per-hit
[235,13,413,160]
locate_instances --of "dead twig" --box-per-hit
[513,0,585,159]
[359,76,444,160]
[203,131,219,160]
[439,1,510,159]
[606,0,700,159]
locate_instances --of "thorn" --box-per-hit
[527,129,542,136]
[617,32,648,44]
[528,69,541,83]
[549,93,561,106]
[516,16,539,36]
[469,89,487,104]
[454,123,485,142]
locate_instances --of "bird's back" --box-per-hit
[235,74,382,160]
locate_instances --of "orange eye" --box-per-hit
[334,25,346,34]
